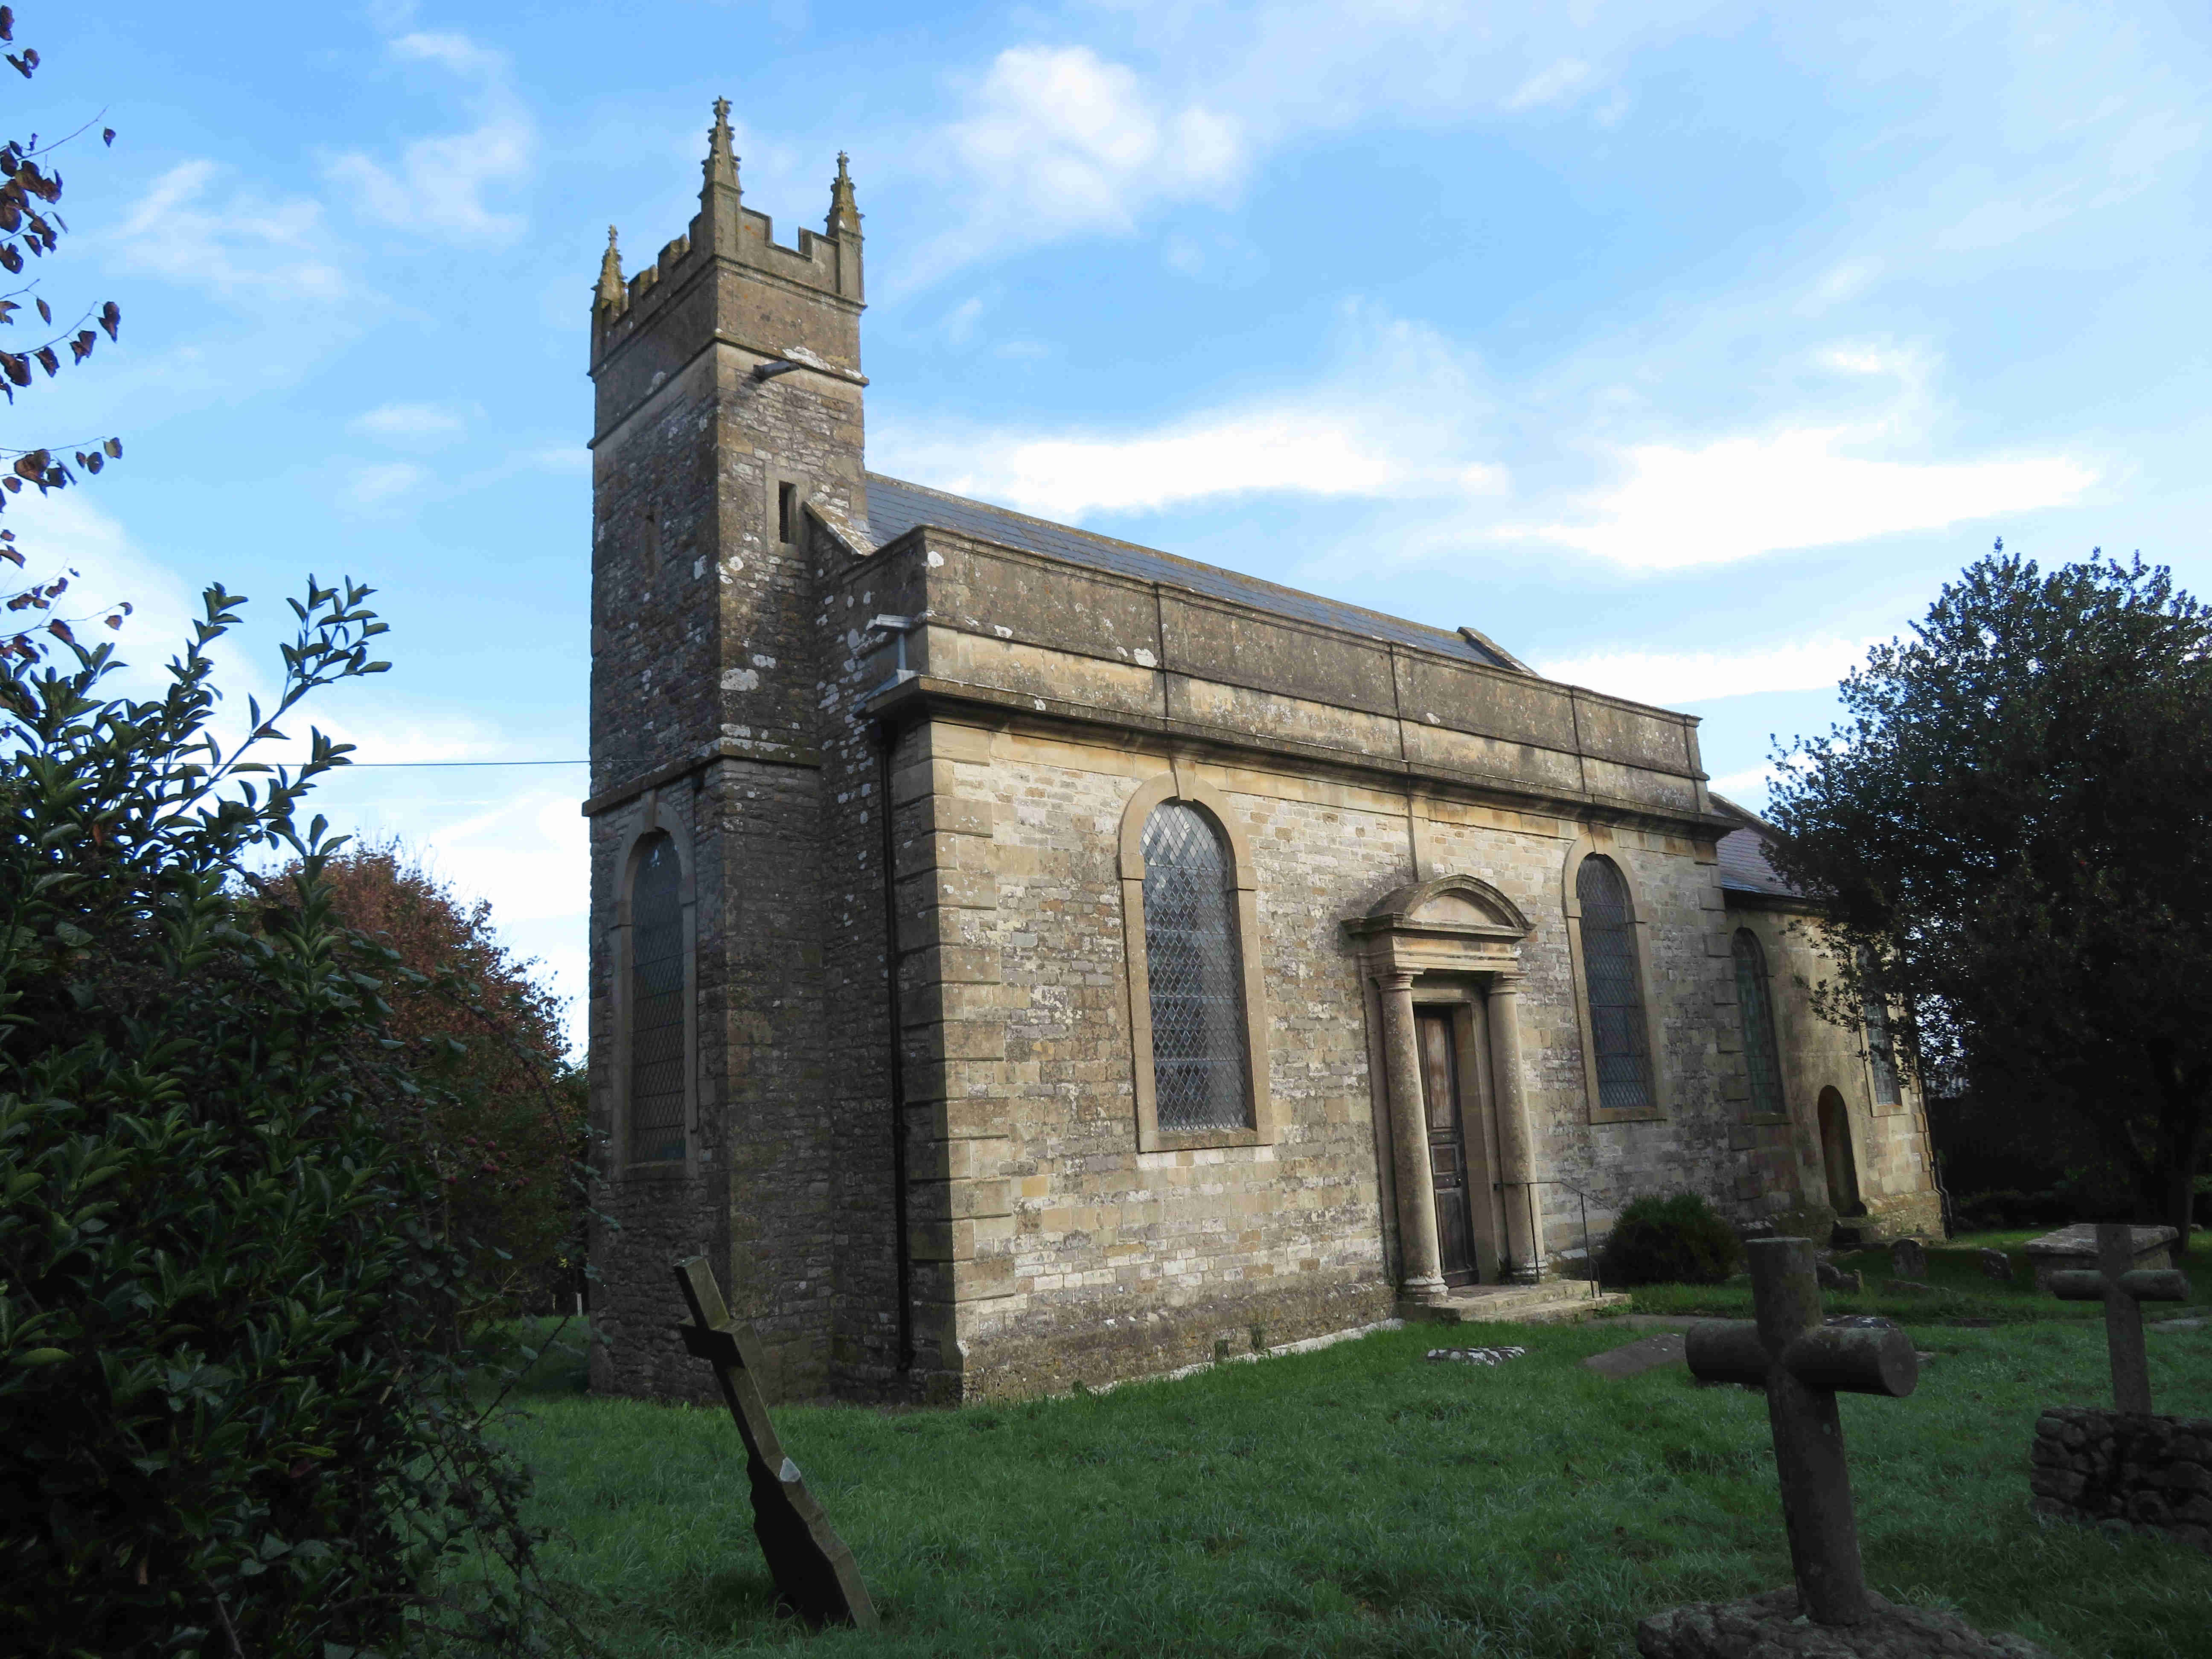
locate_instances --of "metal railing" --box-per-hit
[1496,1178,1599,1299]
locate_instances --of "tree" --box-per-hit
[265,841,588,1329]
[0,3,127,659]
[1766,546,2212,1254]
[0,580,567,1651]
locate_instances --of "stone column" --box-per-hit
[1487,972,1540,1283]
[1378,969,1445,1301]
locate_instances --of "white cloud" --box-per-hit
[1537,634,1884,706]
[351,402,469,445]
[920,44,1242,267]
[325,31,533,242]
[344,461,431,509]
[109,161,347,302]
[1506,58,1592,111]
[1505,425,2098,570]
[876,306,1507,518]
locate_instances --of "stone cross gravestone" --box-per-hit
[1685,1237,1918,1626]
[672,1257,878,1629]
[1642,1240,2055,1659]
[1890,1237,1927,1281]
[2049,1222,2188,1415]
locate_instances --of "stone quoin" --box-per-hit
[582,102,1946,1405]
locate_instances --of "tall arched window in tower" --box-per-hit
[1857,946,1903,1106]
[627,832,687,1163]
[1733,928,1786,1117]
[1140,801,1253,1133]
[1575,854,1654,1115]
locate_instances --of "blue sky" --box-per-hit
[20,1,2210,1043]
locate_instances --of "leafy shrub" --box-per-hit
[1599,1193,1745,1286]
[0,583,557,1655]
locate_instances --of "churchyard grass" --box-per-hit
[1625,1229,2212,1324]
[474,1301,2211,1658]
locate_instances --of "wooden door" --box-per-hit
[1417,1008,1479,1286]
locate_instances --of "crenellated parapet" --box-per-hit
[590,99,863,431]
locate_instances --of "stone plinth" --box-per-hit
[2029,1406,2212,1554]
[1637,1587,2054,1659]
[2022,1224,2176,1294]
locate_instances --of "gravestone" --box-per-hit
[1817,1260,1862,1294]
[1979,1247,2014,1283]
[1583,1331,1685,1379]
[1636,1238,2054,1659]
[672,1257,878,1629]
[2023,1222,2176,1294]
[1890,1238,1927,1281]
[2047,1222,2188,1414]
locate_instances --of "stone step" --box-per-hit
[1400,1282,1634,1326]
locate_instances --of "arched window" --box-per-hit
[1575,854,1653,1114]
[627,832,687,1163]
[1733,929,1785,1117]
[1857,946,1903,1106]
[1139,801,1252,1134]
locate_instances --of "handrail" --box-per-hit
[1495,1177,1599,1299]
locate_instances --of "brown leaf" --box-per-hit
[102,437,120,458]
[32,295,45,323]
[32,344,54,376]
[0,245,20,275]
[46,617,72,644]
[13,451,45,480]
[0,9,14,44]
[99,301,119,341]
[102,128,115,148]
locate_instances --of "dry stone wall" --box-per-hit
[2031,1406,2212,1553]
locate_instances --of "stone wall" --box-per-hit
[1729,903,1942,1243]
[2030,1406,2212,1553]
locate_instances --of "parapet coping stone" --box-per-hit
[2021,1223,2177,1258]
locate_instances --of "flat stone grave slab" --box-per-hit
[1584,1332,1686,1378]
[2023,1223,2177,1293]
[1427,1344,1526,1366]
[1638,1586,2055,1659]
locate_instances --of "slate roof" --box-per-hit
[862,472,1519,671]
[1709,794,1800,899]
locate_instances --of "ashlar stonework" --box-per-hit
[582,105,1946,1406]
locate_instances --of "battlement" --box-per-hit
[591,99,863,396]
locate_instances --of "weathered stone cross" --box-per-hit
[672,1257,878,1629]
[1687,1237,1918,1627]
[2049,1222,2187,1415]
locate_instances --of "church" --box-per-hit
[582,105,1942,1404]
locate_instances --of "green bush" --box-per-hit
[0,583,557,1655]
[1599,1193,1745,1286]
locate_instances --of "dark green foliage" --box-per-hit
[1599,1192,1744,1286]
[1767,549,2212,1252]
[0,584,554,1655]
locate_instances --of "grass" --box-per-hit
[1623,1229,2212,1325]
[476,1287,2212,1659]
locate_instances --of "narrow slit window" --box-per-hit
[777,481,797,544]
[628,833,687,1162]
[1733,928,1786,1117]
[1141,801,1252,1133]
[1576,855,1654,1114]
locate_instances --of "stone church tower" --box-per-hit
[584,103,897,1401]
[585,106,1943,1408]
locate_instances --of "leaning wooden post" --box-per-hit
[672,1257,878,1629]
[2049,1222,2188,1415]
[1687,1237,1918,1627]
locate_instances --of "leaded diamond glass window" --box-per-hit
[1141,801,1252,1134]
[1734,929,1785,1117]
[1863,995,1901,1105]
[628,832,687,1162]
[1576,855,1654,1114]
